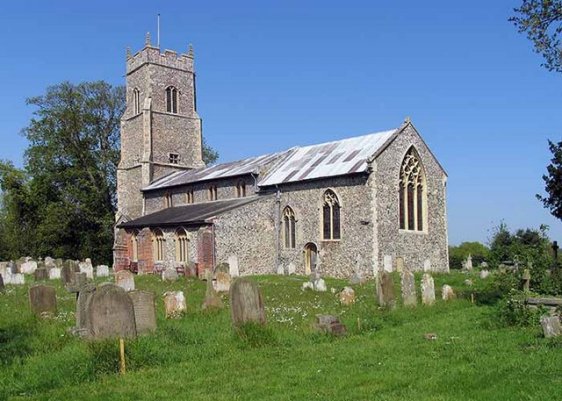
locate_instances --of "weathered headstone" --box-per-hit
[421,273,435,306]
[376,271,396,308]
[9,261,18,274]
[202,275,224,311]
[45,257,56,269]
[115,270,135,292]
[162,268,179,282]
[541,316,561,338]
[462,254,473,271]
[49,267,61,280]
[0,274,4,292]
[96,265,109,277]
[75,283,96,333]
[29,285,57,317]
[442,284,455,301]
[228,255,239,277]
[79,260,94,279]
[314,314,347,336]
[85,283,137,339]
[287,262,296,275]
[55,258,63,268]
[276,264,285,275]
[8,272,25,285]
[401,270,417,307]
[129,290,157,334]
[480,269,490,279]
[163,291,187,318]
[34,268,48,282]
[21,260,38,275]
[349,271,365,285]
[395,257,404,273]
[60,264,74,286]
[0,262,7,278]
[339,287,355,306]
[383,255,393,273]
[230,278,266,326]
[423,259,432,272]
[214,271,231,292]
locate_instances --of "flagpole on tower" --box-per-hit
[157,13,160,48]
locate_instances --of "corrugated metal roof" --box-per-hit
[144,150,293,191]
[258,129,397,186]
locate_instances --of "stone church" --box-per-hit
[114,36,449,278]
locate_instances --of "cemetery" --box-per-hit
[1,256,562,400]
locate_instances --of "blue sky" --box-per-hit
[0,0,561,245]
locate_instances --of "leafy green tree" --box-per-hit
[537,140,562,220]
[510,0,562,72]
[448,241,490,269]
[202,137,219,165]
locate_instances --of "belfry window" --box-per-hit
[399,147,426,231]
[166,86,178,114]
[322,190,341,240]
[283,206,296,248]
[169,153,180,164]
[133,88,141,114]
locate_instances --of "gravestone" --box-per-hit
[349,272,364,285]
[115,270,135,292]
[376,271,396,308]
[0,274,4,292]
[464,279,473,286]
[129,290,157,334]
[421,273,435,306]
[228,255,239,277]
[61,264,74,286]
[442,284,455,301]
[29,285,57,317]
[540,316,561,338]
[86,283,137,339]
[163,291,186,318]
[21,260,38,275]
[79,260,94,279]
[214,271,231,292]
[55,258,63,268]
[423,259,432,272]
[287,263,296,275]
[8,273,25,285]
[10,261,18,274]
[45,257,56,269]
[230,278,266,326]
[75,283,96,333]
[276,264,285,275]
[49,267,61,280]
[462,255,473,271]
[383,255,393,272]
[401,270,417,307]
[185,262,197,277]
[314,315,347,336]
[339,287,355,306]
[96,265,109,277]
[162,268,179,282]
[0,262,7,279]
[34,268,48,282]
[202,273,224,311]
[395,257,404,273]
[480,269,490,279]
[522,269,531,292]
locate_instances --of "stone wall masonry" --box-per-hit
[373,123,449,272]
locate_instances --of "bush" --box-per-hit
[496,290,546,327]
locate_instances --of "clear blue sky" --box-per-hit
[0,0,560,245]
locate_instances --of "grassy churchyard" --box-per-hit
[1,272,561,401]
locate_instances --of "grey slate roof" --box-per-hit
[118,196,261,228]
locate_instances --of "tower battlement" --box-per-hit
[126,34,194,74]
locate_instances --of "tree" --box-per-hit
[202,137,219,165]
[510,0,562,72]
[537,140,562,220]
[448,241,489,269]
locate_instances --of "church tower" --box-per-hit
[117,33,204,221]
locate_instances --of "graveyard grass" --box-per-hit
[1,272,561,401]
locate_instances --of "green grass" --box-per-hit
[1,271,561,400]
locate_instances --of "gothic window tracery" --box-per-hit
[322,190,341,240]
[283,206,296,248]
[152,229,165,261]
[175,228,189,263]
[399,147,426,231]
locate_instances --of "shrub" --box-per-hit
[496,290,545,327]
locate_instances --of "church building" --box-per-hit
[114,35,449,278]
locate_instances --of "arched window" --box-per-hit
[208,185,218,201]
[236,181,246,198]
[152,229,165,261]
[322,190,341,240]
[133,88,141,114]
[165,192,173,208]
[175,228,189,263]
[186,189,194,204]
[399,147,426,231]
[165,86,178,114]
[130,230,139,261]
[283,206,296,248]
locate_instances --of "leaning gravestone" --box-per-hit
[230,278,266,326]
[421,273,435,306]
[96,265,109,278]
[163,291,187,318]
[115,270,135,292]
[401,270,417,307]
[540,316,561,338]
[29,285,57,317]
[85,283,137,339]
[376,271,396,308]
[228,255,239,277]
[129,290,157,334]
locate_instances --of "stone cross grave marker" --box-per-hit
[421,273,435,306]
[230,278,266,326]
[401,270,417,307]
[376,271,396,308]
[29,285,57,317]
[129,290,157,334]
[115,270,135,292]
[85,283,137,339]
